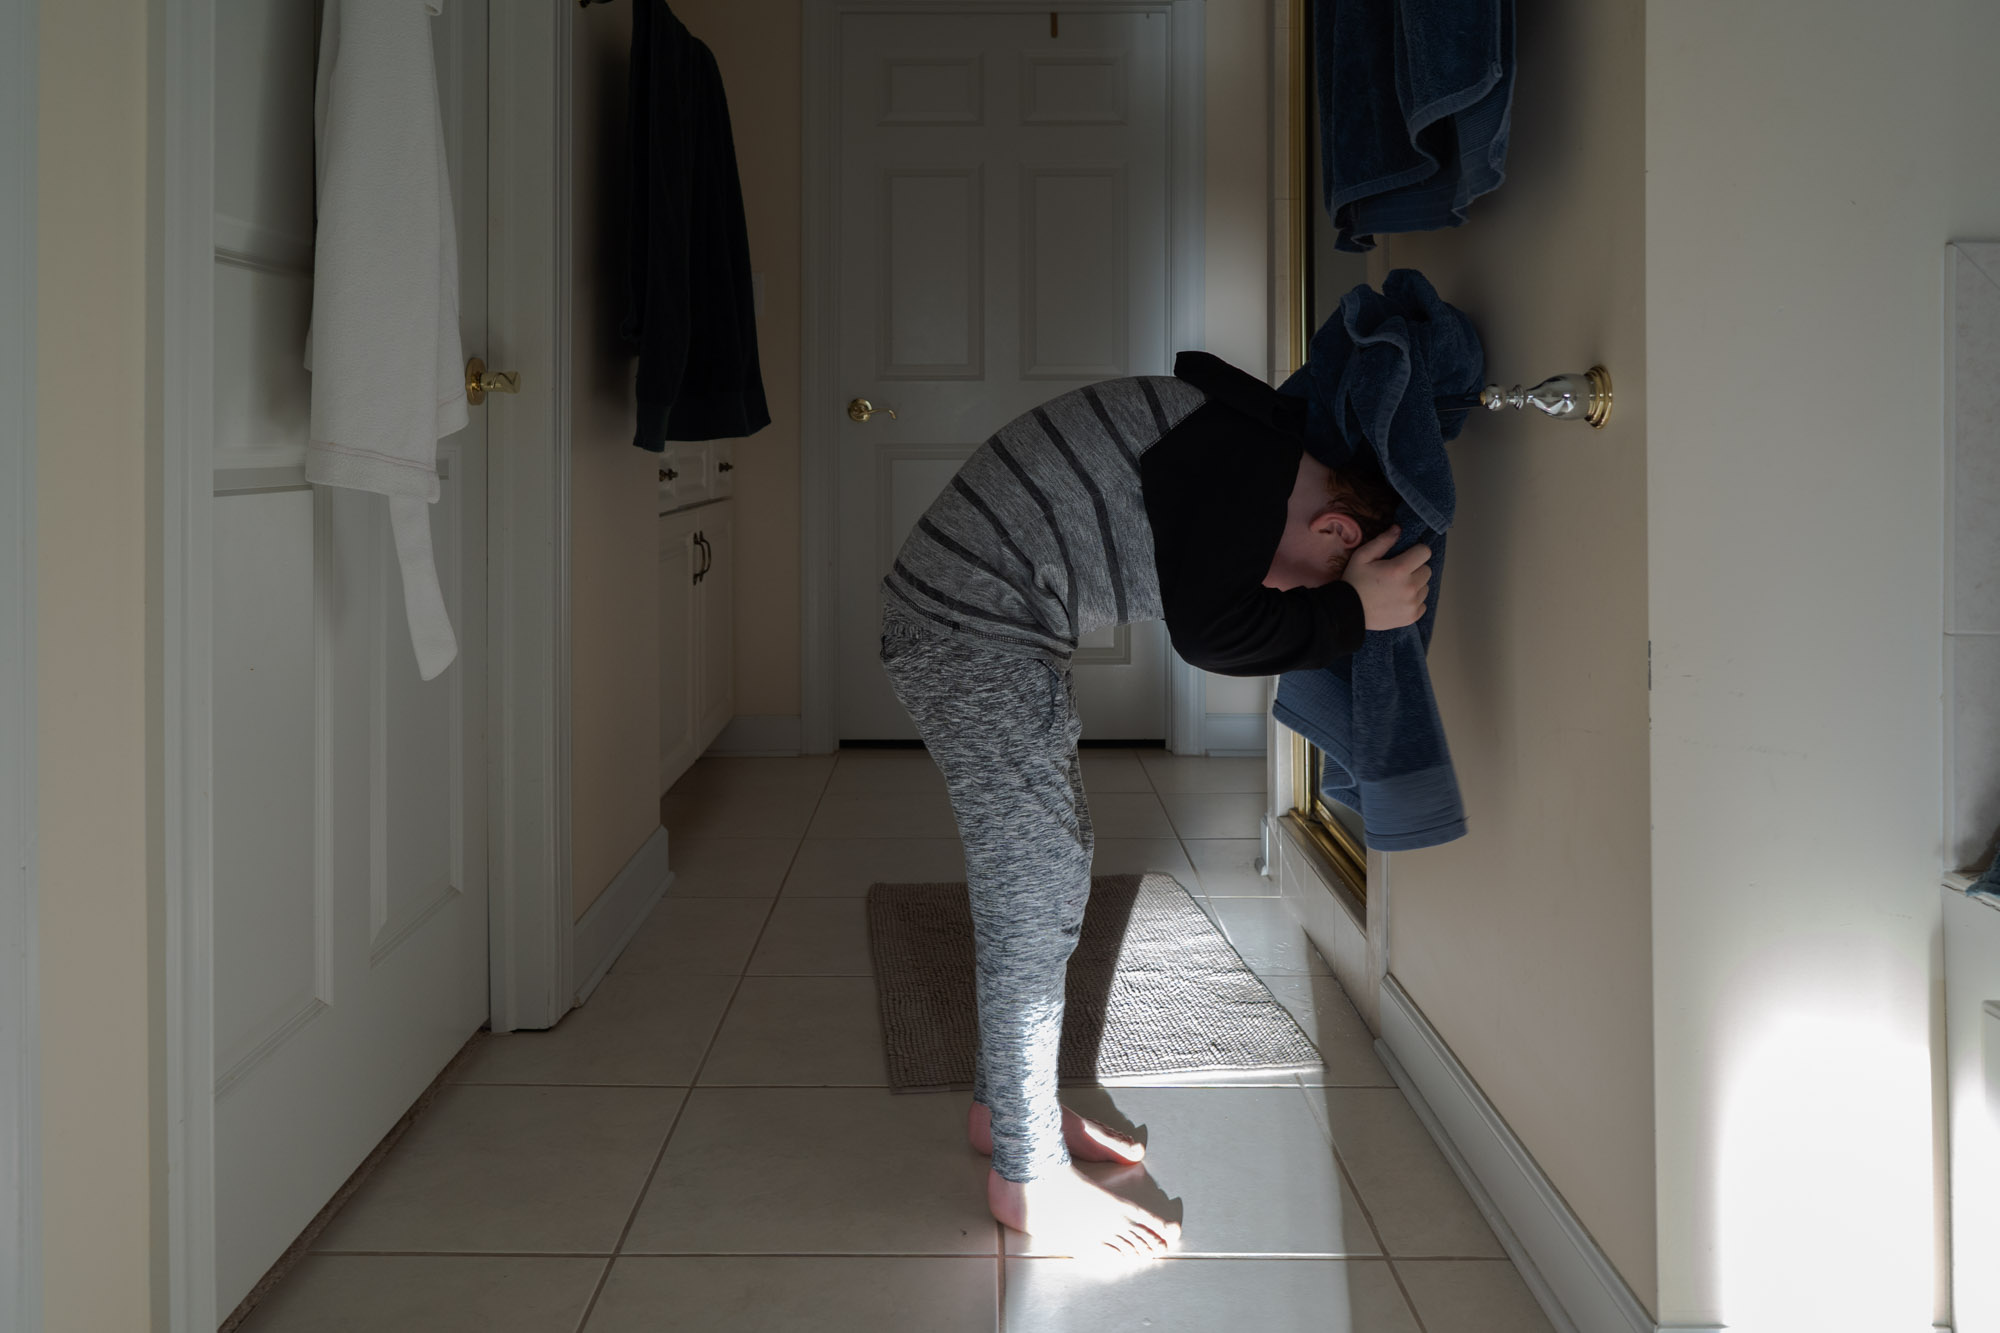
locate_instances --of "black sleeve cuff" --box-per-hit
[1318,580,1367,658]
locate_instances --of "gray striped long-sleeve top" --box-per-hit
[883,376,1207,661]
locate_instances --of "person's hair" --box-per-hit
[1322,461,1401,577]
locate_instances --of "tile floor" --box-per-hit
[239,749,1554,1333]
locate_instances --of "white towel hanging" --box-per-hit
[305,0,465,681]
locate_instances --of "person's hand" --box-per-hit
[1341,526,1431,631]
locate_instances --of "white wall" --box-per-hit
[1647,1,2000,1326]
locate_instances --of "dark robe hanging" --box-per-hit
[624,1,770,448]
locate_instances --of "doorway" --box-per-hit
[802,0,1207,748]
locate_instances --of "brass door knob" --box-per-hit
[848,397,897,423]
[465,357,522,406]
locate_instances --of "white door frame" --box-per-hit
[798,0,1209,755]
[158,4,576,1326]
[0,2,42,1328]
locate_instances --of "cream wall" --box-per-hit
[1199,0,1275,723]
[34,2,161,1328]
[1375,0,1657,1309]
[1646,1,2000,1325]
[570,2,799,916]
[672,0,804,724]
[569,0,664,917]
[685,0,1281,739]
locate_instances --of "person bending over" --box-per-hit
[878,352,1431,1259]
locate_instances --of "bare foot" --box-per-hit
[967,1101,1146,1165]
[988,1166,1182,1259]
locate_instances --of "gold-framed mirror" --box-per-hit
[1278,0,1371,904]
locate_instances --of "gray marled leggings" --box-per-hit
[880,606,1092,1183]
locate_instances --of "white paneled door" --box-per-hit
[832,10,1174,740]
[210,2,490,1311]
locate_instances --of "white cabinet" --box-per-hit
[659,509,699,790]
[694,501,735,745]
[657,440,736,511]
[659,498,734,793]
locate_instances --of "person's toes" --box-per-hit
[1084,1122,1145,1162]
[1126,1226,1165,1257]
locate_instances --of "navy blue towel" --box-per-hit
[1274,271,1482,851]
[1972,848,2000,908]
[1315,0,1516,253]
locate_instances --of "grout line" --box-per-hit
[314,1248,1014,1260]
[1004,1252,1422,1262]
[570,792,827,1329]
[308,1246,1470,1262]
[994,1222,1007,1333]
[1296,1082,1431,1333]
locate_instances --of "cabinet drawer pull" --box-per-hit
[717,461,734,473]
[659,467,679,482]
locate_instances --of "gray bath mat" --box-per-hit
[866,873,1322,1091]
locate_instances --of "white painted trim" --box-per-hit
[0,1,41,1326]
[1200,711,1267,757]
[571,828,673,1007]
[486,1,576,1032]
[709,714,805,756]
[1375,976,1656,1333]
[159,0,221,1324]
[800,0,1207,753]
[1168,660,1207,756]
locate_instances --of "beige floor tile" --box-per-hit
[1090,838,1196,884]
[662,786,821,840]
[1395,1260,1557,1333]
[584,1256,996,1332]
[1003,1257,1417,1332]
[668,754,835,800]
[236,1255,604,1333]
[1302,1089,1506,1258]
[747,897,873,975]
[1087,791,1178,839]
[825,747,949,794]
[615,897,772,975]
[699,976,888,1086]
[1161,791,1268,839]
[1005,1087,1379,1258]
[1259,974,1395,1087]
[622,1088,995,1255]
[456,973,734,1087]
[1078,749,1155,793]
[1204,897,1333,976]
[1139,752,1268,794]
[664,836,800,898]
[312,1085,682,1255]
[806,790,960,839]
[783,837,968,896]
[1185,838,1278,896]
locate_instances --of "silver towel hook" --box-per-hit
[1478,366,1613,429]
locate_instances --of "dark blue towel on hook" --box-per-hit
[1274,270,1481,851]
[1315,0,1516,252]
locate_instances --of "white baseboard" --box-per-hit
[571,827,673,1006]
[708,713,802,756]
[1376,975,1655,1333]
[1202,711,1268,757]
